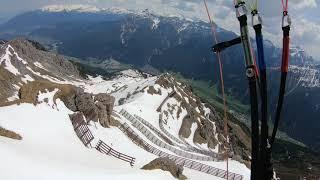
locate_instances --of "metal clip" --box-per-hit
[235,2,247,18]
[246,67,255,78]
[252,11,262,26]
[282,12,291,28]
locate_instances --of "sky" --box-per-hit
[0,0,319,59]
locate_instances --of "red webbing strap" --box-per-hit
[203,0,229,179]
[281,36,290,73]
[282,0,289,12]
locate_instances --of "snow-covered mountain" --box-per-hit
[40,4,144,16]
[289,65,320,88]
[41,4,101,13]
[0,38,251,179]
[40,4,188,21]
[1,6,320,177]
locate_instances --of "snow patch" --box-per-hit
[37,89,59,109]
[6,91,19,102]
[152,18,160,30]
[34,61,48,71]
[41,4,100,13]
[0,45,27,75]
[0,101,175,180]
[177,23,189,33]
[21,74,34,83]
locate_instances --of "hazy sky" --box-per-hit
[0,0,319,59]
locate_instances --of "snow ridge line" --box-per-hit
[70,115,136,166]
[134,114,219,157]
[119,109,218,161]
[119,122,243,180]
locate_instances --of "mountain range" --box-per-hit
[0,5,320,179]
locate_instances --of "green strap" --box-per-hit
[248,0,258,11]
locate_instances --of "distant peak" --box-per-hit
[41,4,101,13]
[38,4,191,21]
[40,4,138,14]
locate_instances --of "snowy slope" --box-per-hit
[0,81,249,179]
[0,95,174,180]
[77,72,250,178]
[0,39,250,179]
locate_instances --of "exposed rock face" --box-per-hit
[109,117,121,127]
[147,86,161,95]
[69,112,85,124]
[197,119,221,150]
[94,93,115,127]
[0,38,117,129]
[142,157,187,180]
[179,115,193,138]
[61,92,78,112]
[63,90,115,128]
[94,94,115,117]
[0,38,83,103]
[9,38,81,79]
[0,127,22,140]
[155,74,251,163]
[75,92,99,122]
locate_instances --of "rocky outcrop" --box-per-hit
[147,86,161,95]
[64,90,115,128]
[142,157,187,180]
[196,119,221,150]
[179,115,194,138]
[69,112,85,124]
[75,92,99,122]
[0,38,84,103]
[0,127,22,140]
[94,93,115,124]
[155,74,251,162]
[9,38,82,80]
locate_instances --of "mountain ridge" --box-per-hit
[1,37,319,179]
[1,9,318,152]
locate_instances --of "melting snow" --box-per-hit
[37,89,60,109]
[84,74,157,105]
[0,45,23,75]
[6,93,19,102]
[0,99,175,180]
[152,18,160,30]
[21,74,34,83]
[177,23,189,33]
[34,61,48,71]
[0,58,251,179]
[290,65,320,88]
[41,4,100,13]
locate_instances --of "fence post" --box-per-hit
[107,147,112,155]
[130,158,134,167]
[199,164,203,171]
[207,167,211,173]
[96,140,101,151]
